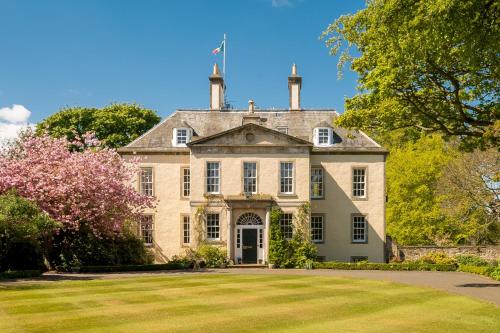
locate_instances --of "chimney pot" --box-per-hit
[288,64,302,111]
[209,63,224,111]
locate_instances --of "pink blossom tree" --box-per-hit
[0,131,154,236]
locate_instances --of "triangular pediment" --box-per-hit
[187,123,312,147]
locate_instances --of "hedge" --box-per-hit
[78,262,189,273]
[313,261,457,271]
[0,270,42,280]
[458,264,500,281]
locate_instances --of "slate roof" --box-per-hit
[118,109,387,154]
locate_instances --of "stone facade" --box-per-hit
[119,65,388,264]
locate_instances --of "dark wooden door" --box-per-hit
[242,229,258,264]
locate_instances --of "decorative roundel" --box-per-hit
[236,212,263,225]
[245,132,255,143]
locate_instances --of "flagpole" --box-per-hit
[223,33,226,77]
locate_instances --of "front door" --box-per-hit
[242,229,258,264]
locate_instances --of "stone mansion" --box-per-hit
[118,64,387,264]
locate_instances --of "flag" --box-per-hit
[212,40,225,55]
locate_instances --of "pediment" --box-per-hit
[187,123,312,147]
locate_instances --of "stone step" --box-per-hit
[227,264,268,269]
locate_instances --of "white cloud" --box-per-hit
[272,0,291,7]
[0,104,31,123]
[0,104,35,146]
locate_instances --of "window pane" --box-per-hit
[280,162,294,193]
[206,213,220,240]
[243,162,257,193]
[353,168,366,197]
[177,128,188,144]
[352,215,366,242]
[140,215,154,244]
[318,128,330,145]
[182,216,190,244]
[311,215,324,243]
[206,162,220,193]
[182,168,190,197]
[311,167,324,198]
[279,213,293,240]
[140,167,153,196]
[277,127,288,134]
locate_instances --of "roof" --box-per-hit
[119,109,386,154]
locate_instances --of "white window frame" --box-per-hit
[206,213,220,241]
[206,162,220,194]
[182,215,190,245]
[311,215,324,243]
[172,128,192,147]
[352,167,367,198]
[280,162,294,194]
[182,167,190,197]
[140,167,153,196]
[352,215,367,243]
[243,162,257,194]
[140,215,154,245]
[313,127,333,147]
[311,167,324,199]
[279,213,293,240]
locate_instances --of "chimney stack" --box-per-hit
[288,63,302,111]
[248,100,255,113]
[209,63,224,111]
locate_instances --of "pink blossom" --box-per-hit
[0,132,155,236]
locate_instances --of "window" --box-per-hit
[236,229,241,248]
[311,167,324,199]
[243,162,257,194]
[280,213,293,240]
[182,216,190,245]
[140,215,154,245]
[206,214,220,240]
[311,215,324,243]
[351,256,368,263]
[206,162,220,194]
[140,167,153,196]
[352,215,367,243]
[173,128,192,147]
[182,168,190,197]
[353,168,366,198]
[277,126,288,134]
[313,127,333,146]
[280,162,294,194]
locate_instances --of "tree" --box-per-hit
[322,0,499,149]
[438,149,500,244]
[0,191,60,271]
[36,103,161,148]
[385,135,460,245]
[0,131,154,237]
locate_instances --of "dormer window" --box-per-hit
[313,127,334,146]
[172,128,192,147]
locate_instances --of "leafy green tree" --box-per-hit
[386,135,460,245]
[36,103,161,148]
[438,149,500,244]
[322,0,499,149]
[0,191,60,271]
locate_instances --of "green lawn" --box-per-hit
[0,274,499,333]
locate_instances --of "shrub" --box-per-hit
[489,267,500,281]
[458,264,494,277]
[197,244,227,268]
[0,191,59,272]
[314,261,457,272]
[419,251,456,265]
[0,270,42,280]
[454,255,490,267]
[50,222,153,270]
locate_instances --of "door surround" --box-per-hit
[234,212,264,264]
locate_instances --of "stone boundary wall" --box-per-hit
[391,244,500,262]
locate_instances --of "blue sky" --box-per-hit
[0,0,365,140]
